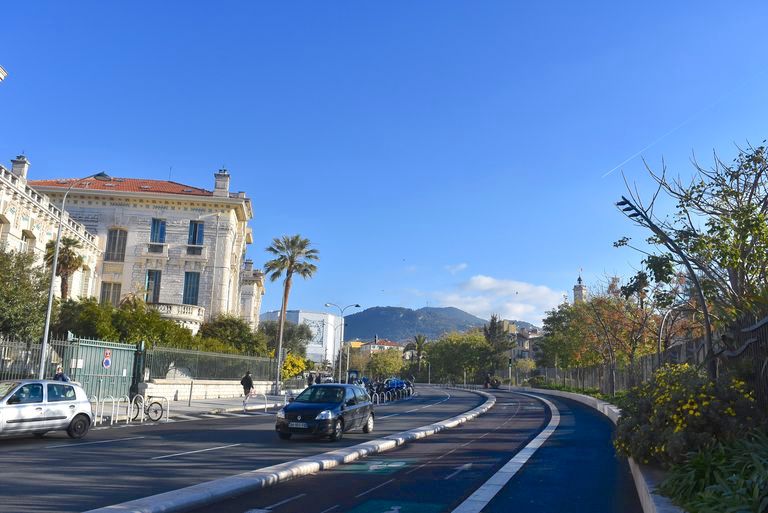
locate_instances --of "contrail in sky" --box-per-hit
[601,86,746,179]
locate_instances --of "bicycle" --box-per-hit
[131,396,164,422]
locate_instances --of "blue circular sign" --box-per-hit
[102,357,111,369]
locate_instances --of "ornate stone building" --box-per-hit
[0,156,100,300]
[12,157,265,334]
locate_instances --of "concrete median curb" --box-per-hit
[84,389,495,513]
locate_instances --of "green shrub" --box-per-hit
[659,429,768,513]
[614,364,759,466]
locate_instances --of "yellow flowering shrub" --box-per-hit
[614,364,759,466]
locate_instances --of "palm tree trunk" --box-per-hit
[61,273,70,301]
[275,273,293,392]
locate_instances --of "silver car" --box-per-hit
[0,380,94,439]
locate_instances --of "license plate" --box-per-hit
[288,422,308,428]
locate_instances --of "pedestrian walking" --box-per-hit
[240,370,254,412]
[53,366,70,382]
[307,373,314,387]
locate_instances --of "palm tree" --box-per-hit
[44,237,84,300]
[413,335,427,372]
[264,234,319,391]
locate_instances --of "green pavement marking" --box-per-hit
[335,459,414,474]
[348,500,445,513]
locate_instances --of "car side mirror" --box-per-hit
[288,397,295,403]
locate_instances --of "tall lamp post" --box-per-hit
[324,302,360,383]
[39,172,110,379]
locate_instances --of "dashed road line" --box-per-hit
[152,443,241,460]
[355,479,395,499]
[265,493,306,509]
[46,435,145,449]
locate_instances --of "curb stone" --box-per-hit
[511,387,684,513]
[84,389,495,513]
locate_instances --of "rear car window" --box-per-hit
[47,383,76,402]
[354,387,370,403]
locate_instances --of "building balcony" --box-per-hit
[149,302,205,335]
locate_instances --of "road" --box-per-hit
[0,387,642,513]
[182,390,641,513]
[0,387,483,513]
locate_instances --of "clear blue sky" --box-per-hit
[2,2,767,325]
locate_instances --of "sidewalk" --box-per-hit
[168,392,289,417]
[92,391,300,425]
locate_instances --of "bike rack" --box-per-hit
[129,395,145,424]
[254,393,268,412]
[97,395,116,425]
[113,395,130,425]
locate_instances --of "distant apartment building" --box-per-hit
[260,310,342,365]
[0,156,100,300]
[360,339,403,357]
[1,155,266,335]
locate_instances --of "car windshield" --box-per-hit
[0,381,19,400]
[295,386,345,404]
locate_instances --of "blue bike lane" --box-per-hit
[480,392,642,513]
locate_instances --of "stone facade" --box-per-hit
[21,159,264,334]
[0,156,100,300]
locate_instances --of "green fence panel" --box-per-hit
[63,338,137,400]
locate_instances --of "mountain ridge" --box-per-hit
[343,306,538,343]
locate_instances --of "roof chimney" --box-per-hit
[11,155,29,181]
[213,168,230,197]
[244,259,254,272]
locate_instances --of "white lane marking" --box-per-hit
[355,478,395,498]
[318,506,339,513]
[152,443,241,460]
[46,436,145,449]
[404,461,432,475]
[243,509,270,513]
[451,393,560,513]
[378,413,399,419]
[445,463,473,480]
[265,493,306,509]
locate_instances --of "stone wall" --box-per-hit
[139,378,275,402]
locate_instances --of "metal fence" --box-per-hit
[535,316,768,410]
[145,346,275,381]
[0,336,69,381]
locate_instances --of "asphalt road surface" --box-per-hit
[184,390,642,513]
[0,387,483,513]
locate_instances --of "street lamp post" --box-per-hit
[39,172,110,379]
[324,303,360,383]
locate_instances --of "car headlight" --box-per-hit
[276,408,286,419]
[315,410,335,420]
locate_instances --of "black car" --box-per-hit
[275,383,374,441]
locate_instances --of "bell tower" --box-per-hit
[573,275,587,304]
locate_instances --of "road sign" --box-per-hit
[104,349,112,358]
[102,357,111,369]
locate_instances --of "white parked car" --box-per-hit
[0,380,94,439]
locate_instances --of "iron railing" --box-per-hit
[535,317,768,410]
[144,346,275,381]
[0,336,70,380]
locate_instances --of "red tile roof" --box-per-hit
[29,178,213,197]
[363,340,402,347]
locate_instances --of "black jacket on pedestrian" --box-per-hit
[240,374,253,392]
